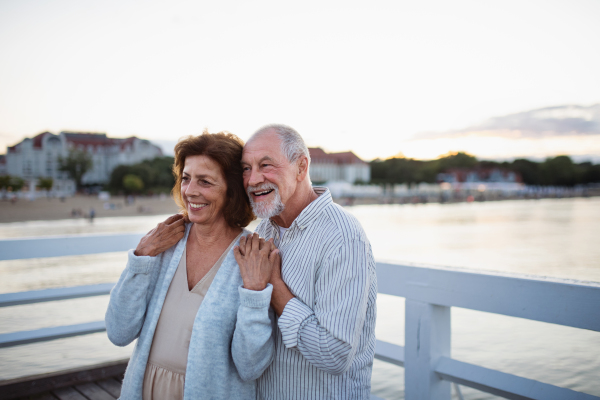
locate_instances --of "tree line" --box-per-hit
[108,156,175,194]
[370,153,600,187]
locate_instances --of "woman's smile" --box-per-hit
[188,202,208,211]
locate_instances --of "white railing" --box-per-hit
[1,235,599,400]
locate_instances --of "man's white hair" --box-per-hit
[250,124,311,166]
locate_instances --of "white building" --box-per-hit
[309,148,370,184]
[4,131,163,187]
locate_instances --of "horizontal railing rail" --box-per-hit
[2,234,599,400]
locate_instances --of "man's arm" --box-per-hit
[272,238,375,376]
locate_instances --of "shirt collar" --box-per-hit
[269,186,332,231]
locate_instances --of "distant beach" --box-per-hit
[0,195,181,223]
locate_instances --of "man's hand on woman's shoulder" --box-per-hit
[134,214,186,257]
[234,233,279,291]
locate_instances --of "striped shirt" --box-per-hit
[255,187,377,400]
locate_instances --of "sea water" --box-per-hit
[0,197,599,399]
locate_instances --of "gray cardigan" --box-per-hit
[105,224,275,400]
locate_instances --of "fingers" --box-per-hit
[252,232,260,252]
[268,248,280,263]
[238,236,247,256]
[165,214,183,224]
[244,234,252,255]
[233,246,245,273]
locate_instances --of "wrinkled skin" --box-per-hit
[134,214,186,257]
[234,233,280,291]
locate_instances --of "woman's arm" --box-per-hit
[105,250,163,346]
[231,285,275,381]
[105,214,185,346]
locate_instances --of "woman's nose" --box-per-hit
[184,181,199,197]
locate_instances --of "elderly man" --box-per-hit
[235,124,377,399]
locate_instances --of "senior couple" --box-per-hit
[106,125,377,399]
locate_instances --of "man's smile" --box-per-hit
[252,189,274,198]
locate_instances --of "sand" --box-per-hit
[0,194,181,223]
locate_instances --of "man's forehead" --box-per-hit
[243,131,283,160]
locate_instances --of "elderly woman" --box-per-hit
[106,131,278,400]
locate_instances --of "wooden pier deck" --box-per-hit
[0,360,127,400]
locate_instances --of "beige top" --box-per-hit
[142,234,239,400]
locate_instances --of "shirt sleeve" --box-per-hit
[277,238,374,375]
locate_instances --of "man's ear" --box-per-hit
[296,156,309,182]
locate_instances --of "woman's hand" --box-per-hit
[134,214,186,257]
[234,233,279,291]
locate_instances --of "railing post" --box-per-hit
[405,299,451,400]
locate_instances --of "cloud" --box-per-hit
[413,104,600,140]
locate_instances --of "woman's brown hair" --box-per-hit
[172,130,255,228]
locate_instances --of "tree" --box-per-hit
[123,174,144,194]
[0,175,10,189]
[37,177,54,191]
[9,176,25,191]
[108,156,175,194]
[59,149,93,190]
[541,156,578,186]
[510,159,541,185]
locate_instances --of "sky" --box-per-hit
[1,0,599,161]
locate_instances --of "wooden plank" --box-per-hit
[74,383,115,400]
[377,262,600,332]
[0,284,114,308]
[435,356,600,400]
[0,359,128,400]
[0,321,106,348]
[94,379,121,399]
[28,393,59,400]
[51,388,86,400]
[374,340,405,367]
[0,233,144,261]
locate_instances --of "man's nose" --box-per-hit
[247,168,264,188]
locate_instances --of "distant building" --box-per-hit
[4,131,162,186]
[309,148,370,184]
[437,168,522,184]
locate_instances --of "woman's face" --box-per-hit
[181,155,228,226]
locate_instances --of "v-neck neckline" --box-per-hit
[184,231,243,293]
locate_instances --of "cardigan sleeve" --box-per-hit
[231,283,275,381]
[105,249,166,347]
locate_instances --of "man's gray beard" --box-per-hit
[247,183,285,219]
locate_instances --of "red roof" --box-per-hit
[32,132,53,149]
[308,148,367,165]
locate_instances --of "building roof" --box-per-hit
[32,132,54,149]
[308,148,367,165]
